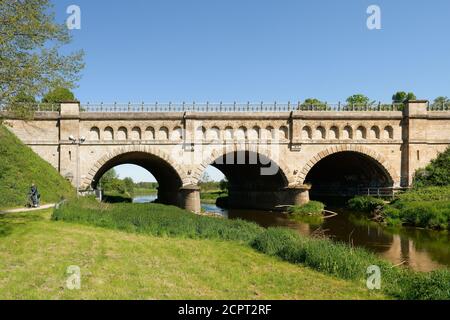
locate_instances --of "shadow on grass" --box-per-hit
[0,212,46,237]
[103,194,132,204]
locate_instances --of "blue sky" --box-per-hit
[53,0,450,182]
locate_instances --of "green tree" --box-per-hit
[42,87,76,103]
[414,147,450,187]
[12,91,36,103]
[99,169,118,191]
[219,179,228,191]
[430,96,450,110]
[299,98,327,110]
[346,94,370,106]
[123,177,135,194]
[0,0,84,106]
[392,91,417,103]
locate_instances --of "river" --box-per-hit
[133,194,450,272]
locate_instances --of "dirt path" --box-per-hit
[0,204,55,215]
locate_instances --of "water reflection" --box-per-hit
[134,195,450,272]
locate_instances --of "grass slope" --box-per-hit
[0,209,383,300]
[0,125,75,209]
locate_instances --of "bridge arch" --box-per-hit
[192,145,295,186]
[296,145,399,188]
[82,146,190,196]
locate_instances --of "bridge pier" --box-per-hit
[178,185,201,214]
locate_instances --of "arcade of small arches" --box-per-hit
[87,124,395,142]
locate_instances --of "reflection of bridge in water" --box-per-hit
[3,100,450,213]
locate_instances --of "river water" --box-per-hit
[133,195,450,272]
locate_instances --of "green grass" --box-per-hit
[200,190,228,204]
[348,188,450,230]
[0,125,75,209]
[52,198,450,300]
[288,201,325,223]
[0,209,384,300]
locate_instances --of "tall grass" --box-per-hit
[52,198,450,300]
[52,197,262,243]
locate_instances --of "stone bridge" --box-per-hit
[3,101,450,213]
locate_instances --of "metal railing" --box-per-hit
[0,102,60,112]
[428,103,450,111]
[80,102,406,113]
[357,187,409,199]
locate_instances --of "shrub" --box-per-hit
[413,147,450,187]
[288,201,325,216]
[348,196,385,213]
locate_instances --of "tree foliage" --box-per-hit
[414,147,450,187]
[299,98,327,110]
[392,91,416,103]
[42,87,75,103]
[345,94,372,106]
[0,0,84,105]
[430,96,450,110]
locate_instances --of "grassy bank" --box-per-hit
[348,187,450,230]
[288,201,325,223]
[200,190,228,204]
[52,198,450,300]
[0,209,382,299]
[0,125,75,209]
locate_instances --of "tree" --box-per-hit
[123,177,135,194]
[346,94,371,106]
[392,92,417,103]
[42,87,76,103]
[430,96,450,110]
[219,179,228,191]
[99,169,118,190]
[0,0,84,106]
[12,91,36,103]
[299,98,327,110]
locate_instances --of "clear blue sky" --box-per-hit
[53,0,450,182]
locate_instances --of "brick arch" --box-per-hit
[191,144,296,186]
[81,145,190,189]
[296,145,399,186]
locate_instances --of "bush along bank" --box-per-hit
[287,201,325,224]
[348,187,450,230]
[52,198,450,300]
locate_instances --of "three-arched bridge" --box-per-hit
[3,100,450,212]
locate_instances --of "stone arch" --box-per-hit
[296,145,399,186]
[265,126,275,140]
[103,127,114,141]
[191,144,296,187]
[302,126,312,139]
[131,127,141,140]
[117,127,128,140]
[315,126,326,139]
[224,126,233,140]
[207,126,220,141]
[248,126,260,140]
[236,126,247,140]
[384,126,394,139]
[356,126,367,140]
[343,125,353,139]
[279,126,289,140]
[196,126,206,140]
[89,127,100,141]
[171,126,183,141]
[144,127,155,140]
[82,145,190,190]
[158,126,169,140]
[329,126,339,139]
[370,126,380,139]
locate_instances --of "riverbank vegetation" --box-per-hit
[0,125,75,210]
[0,209,381,300]
[288,201,325,223]
[348,147,450,230]
[52,198,450,300]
